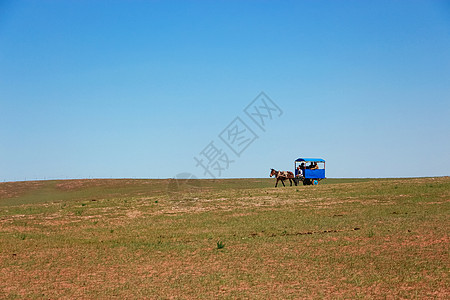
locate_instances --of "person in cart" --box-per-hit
[296,166,303,178]
[297,163,306,177]
[294,158,326,185]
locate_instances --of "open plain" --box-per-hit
[0,177,448,299]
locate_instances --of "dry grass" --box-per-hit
[0,177,449,299]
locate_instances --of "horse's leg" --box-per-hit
[275,178,278,187]
[281,179,285,187]
[289,178,292,186]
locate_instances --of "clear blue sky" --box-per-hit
[1,0,449,181]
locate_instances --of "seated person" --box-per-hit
[300,163,306,170]
[307,162,314,169]
[296,166,303,177]
[310,162,319,170]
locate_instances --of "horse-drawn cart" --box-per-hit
[294,158,326,185]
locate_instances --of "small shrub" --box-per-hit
[15,233,27,240]
[216,241,225,249]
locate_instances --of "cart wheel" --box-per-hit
[313,180,319,185]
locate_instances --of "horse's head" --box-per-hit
[270,169,276,177]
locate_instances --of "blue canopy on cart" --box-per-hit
[295,158,325,162]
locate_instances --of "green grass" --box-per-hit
[0,177,449,298]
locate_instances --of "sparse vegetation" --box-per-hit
[0,177,448,298]
[216,240,225,249]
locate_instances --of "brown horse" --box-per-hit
[270,169,297,187]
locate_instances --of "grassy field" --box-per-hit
[0,177,448,299]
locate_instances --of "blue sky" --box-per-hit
[0,0,449,181]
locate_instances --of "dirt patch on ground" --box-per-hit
[0,181,45,199]
[54,179,166,191]
[126,210,143,218]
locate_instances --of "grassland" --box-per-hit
[0,177,448,299]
